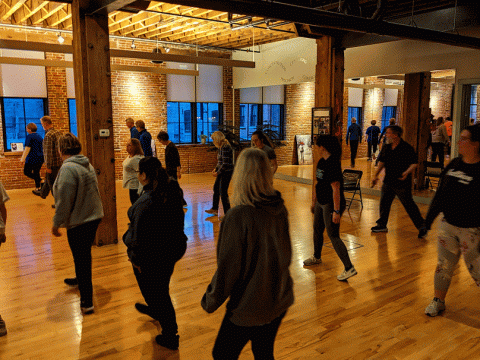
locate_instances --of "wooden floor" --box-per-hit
[0,169,479,359]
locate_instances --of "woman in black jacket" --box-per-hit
[123,157,187,350]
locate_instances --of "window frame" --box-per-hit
[167,101,223,144]
[381,106,397,129]
[239,102,285,141]
[1,97,48,152]
[347,107,363,130]
[68,98,77,137]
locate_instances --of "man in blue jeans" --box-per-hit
[346,117,362,167]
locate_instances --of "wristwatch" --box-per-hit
[333,210,340,214]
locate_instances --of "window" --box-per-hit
[470,85,477,121]
[68,99,77,137]
[197,102,221,143]
[263,104,284,139]
[347,107,362,129]
[2,97,47,151]
[238,104,285,141]
[239,104,259,141]
[381,106,397,129]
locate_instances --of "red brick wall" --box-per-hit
[276,83,315,165]
[430,82,453,120]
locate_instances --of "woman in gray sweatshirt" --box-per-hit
[201,148,294,360]
[51,133,104,315]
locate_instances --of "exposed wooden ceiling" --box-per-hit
[0,0,476,51]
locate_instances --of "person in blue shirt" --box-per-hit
[346,117,362,167]
[126,117,140,139]
[20,123,44,193]
[135,120,153,157]
[365,120,381,161]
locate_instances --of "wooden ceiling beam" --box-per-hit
[85,0,139,15]
[32,2,65,25]
[2,0,28,21]
[18,0,48,23]
[49,6,71,27]
[0,39,254,68]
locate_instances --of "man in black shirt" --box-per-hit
[157,131,187,206]
[371,126,427,238]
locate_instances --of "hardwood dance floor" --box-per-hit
[0,170,479,359]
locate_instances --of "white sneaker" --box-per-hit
[303,256,322,266]
[425,299,446,317]
[337,267,357,281]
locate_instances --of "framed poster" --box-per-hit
[312,107,332,142]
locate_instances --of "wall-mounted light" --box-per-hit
[165,47,170,53]
[57,33,64,44]
[131,40,136,49]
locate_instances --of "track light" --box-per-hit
[131,40,136,49]
[57,33,64,44]
[165,47,170,53]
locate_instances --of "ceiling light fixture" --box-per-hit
[57,33,64,44]
[165,47,170,53]
[131,40,136,49]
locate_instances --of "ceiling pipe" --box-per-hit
[371,0,385,21]
[168,0,480,50]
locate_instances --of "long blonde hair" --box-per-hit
[230,148,276,207]
[211,131,231,149]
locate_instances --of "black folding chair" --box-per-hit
[343,169,363,209]
[423,161,444,190]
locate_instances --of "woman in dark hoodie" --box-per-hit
[201,148,293,360]
[123,157,187,350]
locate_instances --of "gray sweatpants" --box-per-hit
[434,218,480,292]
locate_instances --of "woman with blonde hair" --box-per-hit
[205,131,234,219]
[51,133,104,314]
[122,138,144,205]
[202,148,293,359]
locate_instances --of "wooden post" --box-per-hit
[313,36,344,196]
[403,72,431,190]
[71,0,118,246]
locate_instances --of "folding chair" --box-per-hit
[423,161,444,190]
[343,169,363,209]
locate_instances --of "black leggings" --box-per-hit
[212,311,286,360]
[212,171,233,213]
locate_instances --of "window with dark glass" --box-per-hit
[381,106,397,129]
[68,99,77,137]
[470,85,477,121]
[167,101,222,144]
[347,107,362,129]
[239,103,285,141]
[2,97,47,151]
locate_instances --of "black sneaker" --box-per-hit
[64,278,78,286]
[32,189,41,196]
[371,225,388,232]
[80,302,94,315]
[418,227,428,239]
[155,334,179,350]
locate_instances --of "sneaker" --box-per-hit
[32,189,41,196]
[425,298,446,317]
[81,304,94,315]
[0,316,6,337]
[205,208,218,215]
[64,278,78,286]
[337,267,358,281]
[371,225,388,232]
[155,334,179,350]
[418,227,428,239]
[303,256,322,266]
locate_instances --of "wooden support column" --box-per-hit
[72,0,117,246]
[403,72,431,190]
[313,36,344,195]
